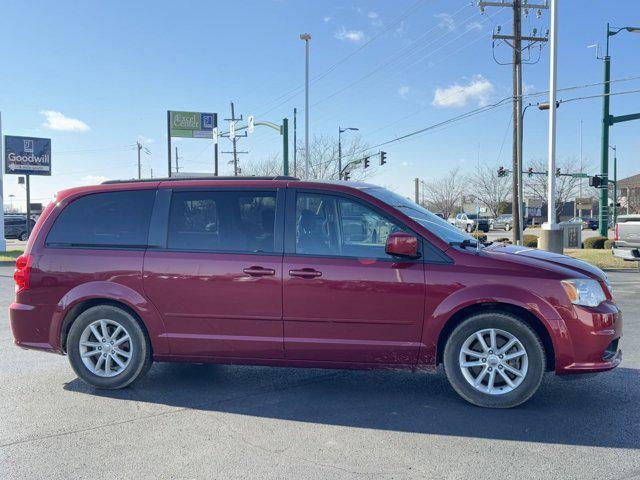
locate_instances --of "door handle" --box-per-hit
[243,266,276,277]
[289,268,322,279]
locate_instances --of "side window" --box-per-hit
[295,193,405,258]
[46,190,155,247]
[168,190,277,253]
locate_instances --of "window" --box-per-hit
[168,190,277,253]
[47,190,156,247]
[295,193,405,258]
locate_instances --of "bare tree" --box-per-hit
[243,153,283,177]
[303,134,375,180]
[422,167,465,219]
[525,156,586,218]
[468,164,512,218]
[242,134,374,180]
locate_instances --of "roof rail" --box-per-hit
[102,175,299,184]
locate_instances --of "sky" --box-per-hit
[1,0,639,209]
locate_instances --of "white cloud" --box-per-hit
[523,82,536,94]
[466,21,483,31]
[368,11,382,27]
[398,85,411,99]
[432,75,494,108]
[41,110,90,132]
[323,15,331,22]
[79,175,109,185]
[137,135,154,144]
[395,21,406,35]
[435,13,456,31]
[335,27,366,43]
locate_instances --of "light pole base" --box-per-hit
[539,224,563,253]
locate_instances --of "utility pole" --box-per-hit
[479,0,548,245]
[221,101,248,176]
[136,141,142,179]
[414,178,420,204]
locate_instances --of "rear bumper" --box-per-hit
[556,301,622,375]
[9,302,60,353]
[612,246,639,261]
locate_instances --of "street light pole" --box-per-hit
[338,126,359,180]
[540,0,563,253]
[300,33,311,179]
[609,145,617,225]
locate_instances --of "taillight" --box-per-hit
[614,223,619,241]
[14,254,32,293]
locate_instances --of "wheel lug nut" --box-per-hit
[499,354,504,359]
[488,367,493,372]
[110,341,114,345]
[103,353,107,357]
[498,365,503,369]
[489,350,494,354]
[481,358,486,362]
[98,346,102,350]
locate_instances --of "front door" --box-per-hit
[143,188,285,358]
[282,190,426,365]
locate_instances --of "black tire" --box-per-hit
[19,231,28,241]
[67,305,152,389]
[443,311,545,408]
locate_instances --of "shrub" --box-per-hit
[523,234,538,248]
[583,236,608,249]
[495,237,512,244]
[604,239,613,250]
[470,232,487,243]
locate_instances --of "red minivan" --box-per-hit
[10,177,622,408]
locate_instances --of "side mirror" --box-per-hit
[385,232,420,259]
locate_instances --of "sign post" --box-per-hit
[167,111,218,176]
[4,135,52,237]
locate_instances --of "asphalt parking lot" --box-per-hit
[0,267,638,480]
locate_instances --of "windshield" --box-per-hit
[364,187,475,244]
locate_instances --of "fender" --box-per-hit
[418,282,574,369]
[50,280,171,355]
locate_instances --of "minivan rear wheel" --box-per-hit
[443,312,545,408]
[67,305,152,389]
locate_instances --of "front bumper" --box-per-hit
[612,246,639,261]
[556,301,622,374]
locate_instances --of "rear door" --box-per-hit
[282,189,426,365]
[143,188,285,358]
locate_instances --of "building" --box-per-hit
[616,173,640,214]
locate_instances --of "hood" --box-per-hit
[483,244,607,282]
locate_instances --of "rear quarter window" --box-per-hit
[46,190,156,248]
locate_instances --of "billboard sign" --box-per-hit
[169,111,216,138]
[4,135,51,176]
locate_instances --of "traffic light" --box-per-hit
[497,166,507,177]
[527,167,533,177]
[589,175,604,188]
[364,156,370,169]
[555,167,561,176]
[380,151,387,165]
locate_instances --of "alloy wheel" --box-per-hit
[78,319,133,377]
[458,328,528,395]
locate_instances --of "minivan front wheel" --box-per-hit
[67,305,152,389]
[443,312,545,408]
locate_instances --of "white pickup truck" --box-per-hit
[612,214,640,265]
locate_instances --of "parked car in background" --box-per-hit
[612,214,640,264]
[492,214,519,231]
[4,215,35,241]
[454,213,490,233]
[566,217,598,231]
[10,177,621,408]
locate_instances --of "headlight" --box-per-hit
[561,279,607,307]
